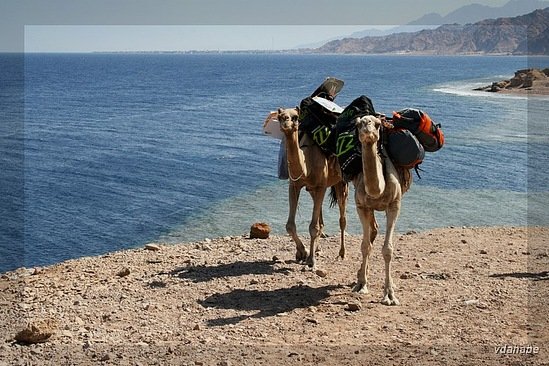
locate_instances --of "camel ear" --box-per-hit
[295,106,300,114]
[277,107,284,115]
[374,116,382,127]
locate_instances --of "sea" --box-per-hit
[0,53,548,273]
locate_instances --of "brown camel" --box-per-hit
[352,115,411,305]
[277,107,348,270]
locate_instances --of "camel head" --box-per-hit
[277,107,300,135]
[356,115,382,145]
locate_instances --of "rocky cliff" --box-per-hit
[316,8,549,55]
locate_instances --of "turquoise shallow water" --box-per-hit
[159,180,529,242]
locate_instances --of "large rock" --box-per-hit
[474,68,549,94]
[14,319,57,344]
[250,222,271,239]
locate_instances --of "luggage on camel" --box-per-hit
[391,108,444,152]
[386,129,425,169]
[335,95,377,180]
[334,96,432,179]
[298,77,344,154]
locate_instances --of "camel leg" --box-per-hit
[370,214,379,243]
[319,209,327,239]
[317,208,325,252]
[381,201,401,306]
[336,182,348,260]
[287,183,307,262]
[354,206,375,294]
[306,187,327,270]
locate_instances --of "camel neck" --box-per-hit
[285,132,307,180]
[361,141,385,198]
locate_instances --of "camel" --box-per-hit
[277,107,348,270]
[351,115,411,306]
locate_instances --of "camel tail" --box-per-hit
[329,186,338,208]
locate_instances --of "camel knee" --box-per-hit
[382,244,394,261]
[361,240,373,258]
[309,222,321,239]
[286,222,296,236]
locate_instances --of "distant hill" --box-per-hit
[297,0,548,51]
[409,0,549,25]
[315,8,549,55]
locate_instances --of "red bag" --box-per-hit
[392,109,444,152]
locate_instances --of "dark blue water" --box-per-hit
[1,53,547,272]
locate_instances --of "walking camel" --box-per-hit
[277,107,348,270]
[352,115,411,305]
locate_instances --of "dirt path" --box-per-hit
[0,226,547,365]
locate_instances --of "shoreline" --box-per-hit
[1,226,548,365]
[474,68,549,96]
[0,223,531,277]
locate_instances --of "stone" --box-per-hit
[99,353,112,362]
[249,222,271,239]
[116,267,131,277]
[346,303,362,312]
[144,244,161,251]
[14,319,57,344]
[400,272,415,279]
[315,269,328,278]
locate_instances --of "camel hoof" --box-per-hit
[338,250,345,260]
[353,283,369,294]
[306,256,316,270]
[381,295,400,306]
[295,250,308,263]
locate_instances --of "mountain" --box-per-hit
[295,26,437,50]
[315,8,549,55]
[410,0,549,25]
[297,0,547,50]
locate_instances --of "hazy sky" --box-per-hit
[24,25,399,52]
[3,0,515,52]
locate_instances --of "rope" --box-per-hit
[287,161,304,182]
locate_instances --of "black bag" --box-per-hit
[386,129,425,169]
[298,78,344,154]
[336,95,376,127]
[335,95,377,180]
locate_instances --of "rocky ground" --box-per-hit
[474,68,549,95]
[1,226,548,365]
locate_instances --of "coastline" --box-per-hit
[1,226,548,365]
[474,68,549,96]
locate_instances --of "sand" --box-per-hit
[1,226,548,365]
